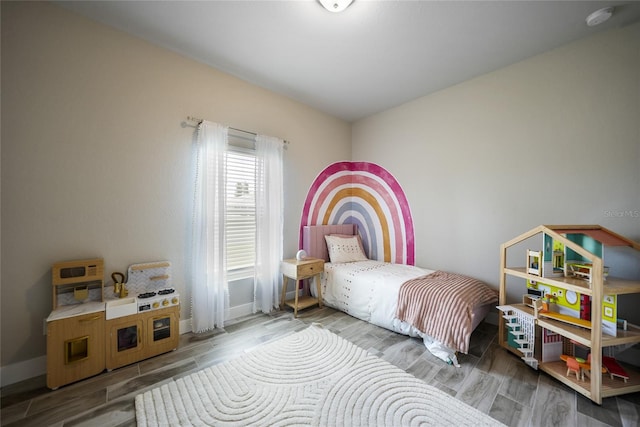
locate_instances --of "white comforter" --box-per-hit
[316,260,435,339]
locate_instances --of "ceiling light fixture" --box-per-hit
[318,0,353,13]
[586,7,614,27]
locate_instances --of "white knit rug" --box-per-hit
[135,324,503,426]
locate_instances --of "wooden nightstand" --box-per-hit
[280,257,324,317]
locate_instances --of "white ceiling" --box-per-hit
[55,1,640,122]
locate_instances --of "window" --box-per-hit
[225,136,257,281]
[191,120,283,330]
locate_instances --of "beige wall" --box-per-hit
[1,1,351,368]
[3,1,640,381]
[353,23,640,321]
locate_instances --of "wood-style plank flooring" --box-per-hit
[1,307,639,426]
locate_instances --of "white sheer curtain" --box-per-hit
[253,134,284,314]
[191,121,230,333]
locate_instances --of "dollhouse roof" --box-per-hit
[545,225,640,250]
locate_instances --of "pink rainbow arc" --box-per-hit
[299,161,415,265]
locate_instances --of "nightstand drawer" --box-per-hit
[281,258,324,279]
[297,261,323,278]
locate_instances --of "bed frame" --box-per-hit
[302,223,493,335]
[302,224,357,262]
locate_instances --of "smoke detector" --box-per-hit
[586,7,614,27]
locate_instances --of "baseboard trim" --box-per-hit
[0,356,47,388]
[179,301,255,334]
[1,302,260,388]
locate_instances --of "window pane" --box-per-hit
[226,147,256,280]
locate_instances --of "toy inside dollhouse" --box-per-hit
[523,232,620,335]
[498,225,640,404]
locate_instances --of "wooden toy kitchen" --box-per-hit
[46,259,180,389]
[497,225,640,405]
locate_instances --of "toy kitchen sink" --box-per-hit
[105,297,137,320]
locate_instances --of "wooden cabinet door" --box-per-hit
[105,314,145,370]
[144,307,179,358]
[46,312,105,389]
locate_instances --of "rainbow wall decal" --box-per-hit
[299,161,415,265]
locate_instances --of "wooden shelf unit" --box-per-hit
[499,225,640,404]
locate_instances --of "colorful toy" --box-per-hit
[602,356,630,383]
[499,225,640,405]
[532,298,592,329]
[565,356,581,381]
[496,305,537,369]
[561,353,606,381]
[527,250,542,276]
[527,274,617,336]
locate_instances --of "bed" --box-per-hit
[302,224,498,365]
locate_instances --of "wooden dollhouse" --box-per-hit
[498,225,640,404]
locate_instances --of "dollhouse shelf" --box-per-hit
[538,360,640,401]
[503,268,640,295]
[499,225,640,405]
[539,310,592,329]
[537,309,640,348]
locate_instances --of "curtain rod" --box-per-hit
[180,116,290,146]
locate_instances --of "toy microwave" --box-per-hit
[52,258,104,286]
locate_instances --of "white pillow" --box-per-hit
[325,235,368,263]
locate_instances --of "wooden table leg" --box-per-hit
[281,274,287,308]
[315,273,323,308]
[293,278,299,318]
